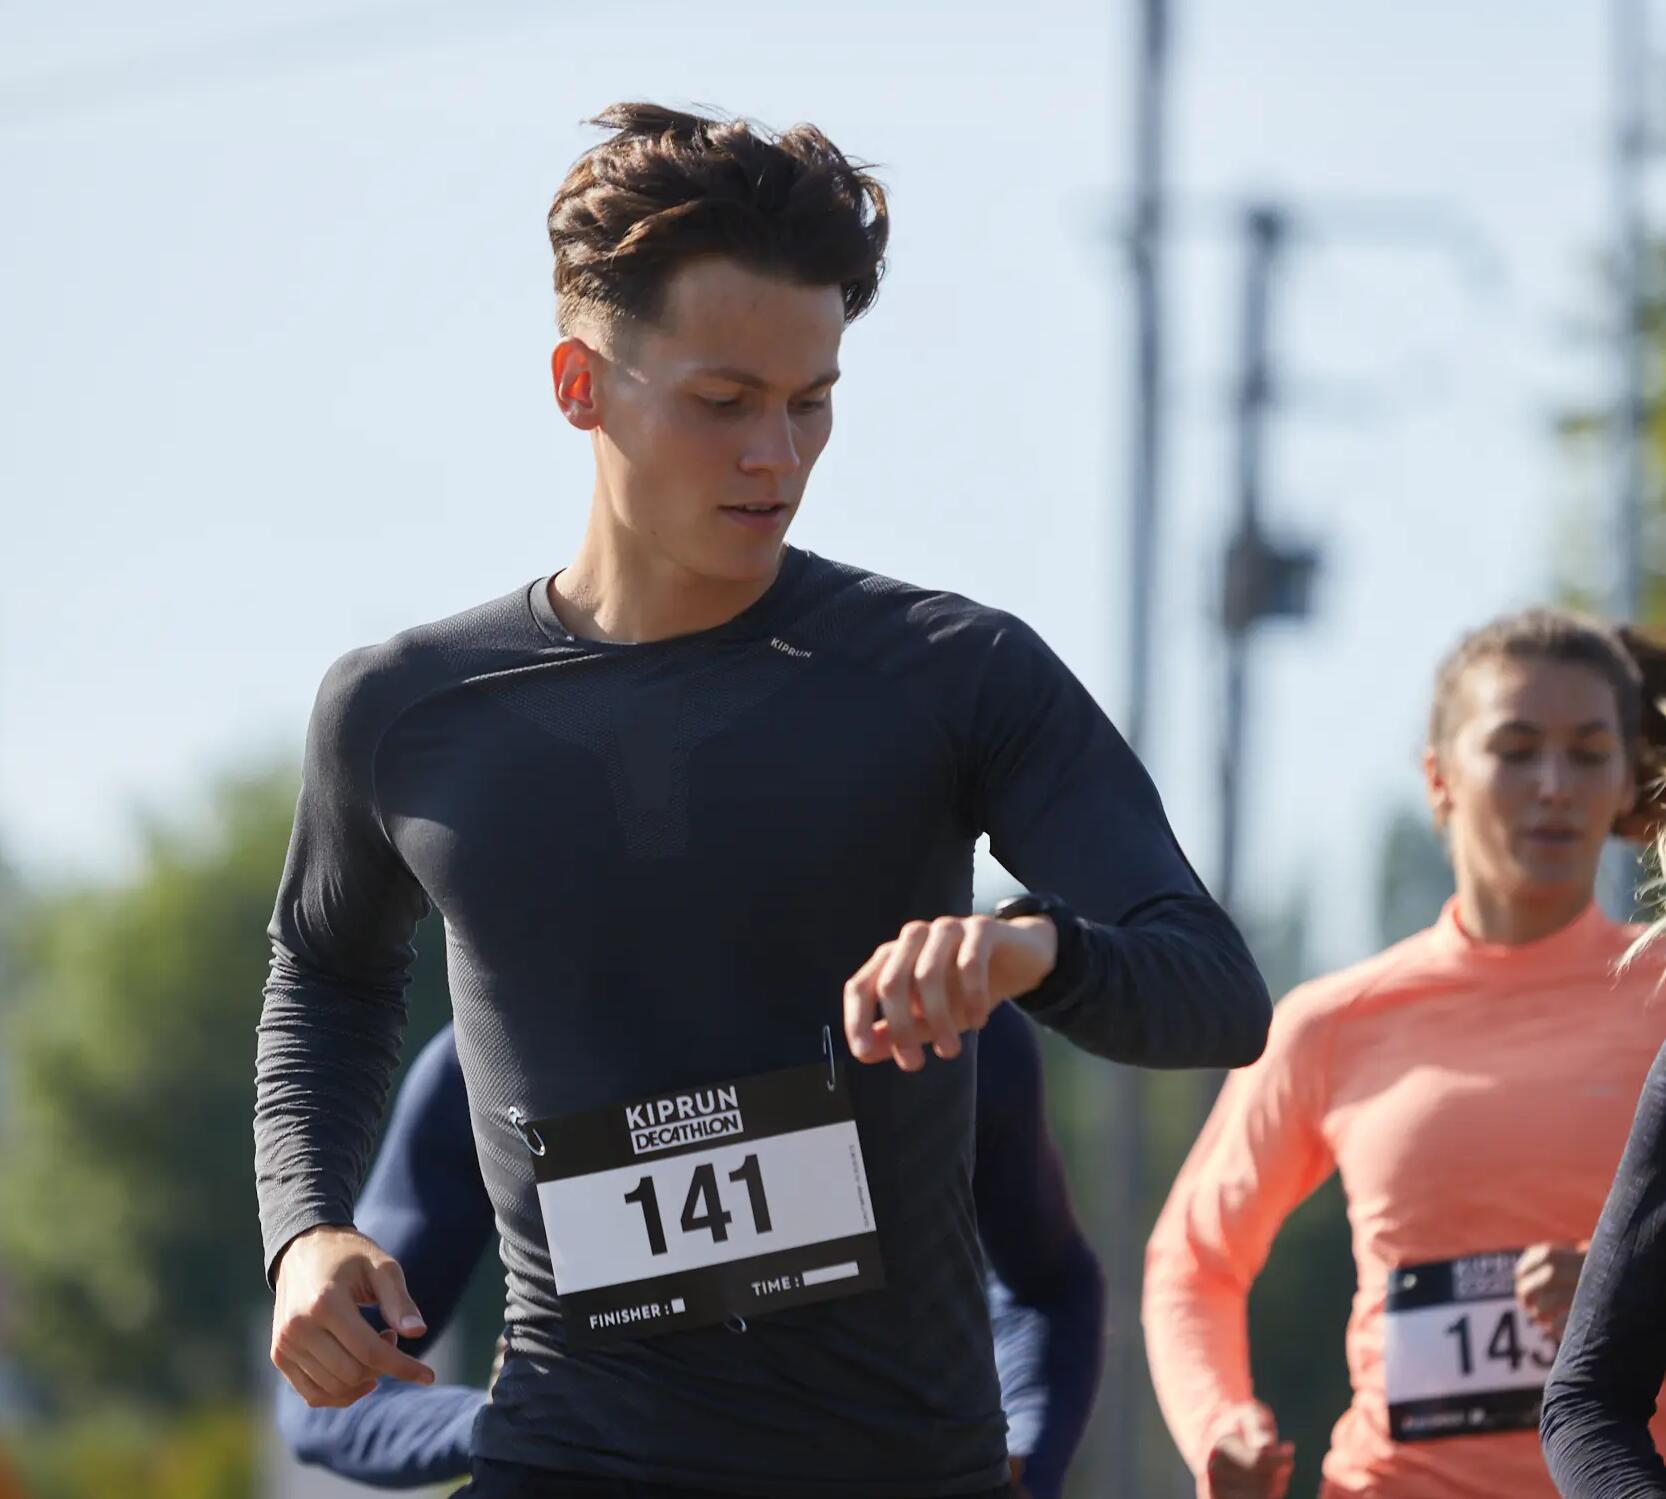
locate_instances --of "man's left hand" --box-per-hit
[843,914,1057,1071]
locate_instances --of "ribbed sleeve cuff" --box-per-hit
[1011,906,1099,1022]
[261,1202,355,1288]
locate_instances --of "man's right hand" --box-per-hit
[1204,1402,1294,1499]
[270,1225,435,1408]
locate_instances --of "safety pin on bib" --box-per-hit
[508,1106,546,1157]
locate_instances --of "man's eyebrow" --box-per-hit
[690,366,842,391]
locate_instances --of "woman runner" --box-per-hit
[1145,608,1666,1498]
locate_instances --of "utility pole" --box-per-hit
[1090,2,1170,1494]
[1612,0,1650,630]
[1219,206,1321,919]
[1110,10,1485,1486]
[1205,190,1497,938]
[1126,0,1169,760]
[1602,0,1656,921]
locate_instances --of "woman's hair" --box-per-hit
[546,102,889,337]
[1622,626,1666,960]
[1617,624,1666,840]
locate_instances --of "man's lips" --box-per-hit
[719,503,791,530]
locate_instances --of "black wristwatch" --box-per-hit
[993,891,1073,925]
[992,891,1081,1006]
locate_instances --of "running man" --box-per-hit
[274,1005,1105,1499]
[256,102,1269,1498]
[1144,609,1666,1498]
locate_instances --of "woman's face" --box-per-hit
[1425,657,1636,909]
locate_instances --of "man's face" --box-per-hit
[581,258,846,584]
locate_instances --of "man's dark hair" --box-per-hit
[547,102,889,336]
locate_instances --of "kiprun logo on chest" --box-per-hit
[625,1086,744,1155]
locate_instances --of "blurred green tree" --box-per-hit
[0,766,454,1412]
[10,1405,256,1499]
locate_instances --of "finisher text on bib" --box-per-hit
[524,1062,884,1348]
[1383,1250,1556,1442]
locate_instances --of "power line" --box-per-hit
[0,1,549,129]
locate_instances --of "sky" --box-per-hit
[2,0,1657,972]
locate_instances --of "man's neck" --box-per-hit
[549,518,784,645]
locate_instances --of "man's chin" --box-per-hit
[697,532,792,585]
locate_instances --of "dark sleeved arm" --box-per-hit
[276,1383,484,1491]
[974,1005,1105,1499]
[1542,1038,1666,1497]
[273,1026,497,1487]
[971,617,1269,1067]
[255,648,433,1281]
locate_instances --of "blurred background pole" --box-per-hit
[1217,200,1322,904]
[1182,209,1320,1492]
[1612,0,1648,630]
[1125,0,1168,761]
[1219,207,1290,921]
[1604,0,1651,920]
[1092,0,1169,1492]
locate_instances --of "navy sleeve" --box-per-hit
[970,616,1270,1068]
[349,1026,496,1349]
[272,1026,497,1488]
[974,1004,1106,1499]
[1542,1037,1666,1496]
[256,649,433,1280]
[276,1382,485,1491]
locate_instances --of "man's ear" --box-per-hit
[552,338,602,431]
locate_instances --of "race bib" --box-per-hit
[1383,1250,1557,1442]
[519,1061,884,1348]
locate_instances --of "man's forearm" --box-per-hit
[1541,1379,1666,1498]
[255,946,408,1280]
[1016,895,1270,1069]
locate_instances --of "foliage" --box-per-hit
[0,767,454,1413]
[7,1405,257,1499]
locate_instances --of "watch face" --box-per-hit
[996,894,1046,920]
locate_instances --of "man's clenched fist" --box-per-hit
[844,913,1057,1071]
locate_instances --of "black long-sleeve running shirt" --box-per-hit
[1543,1037,1666,1497]
[254,547,1269,1496]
